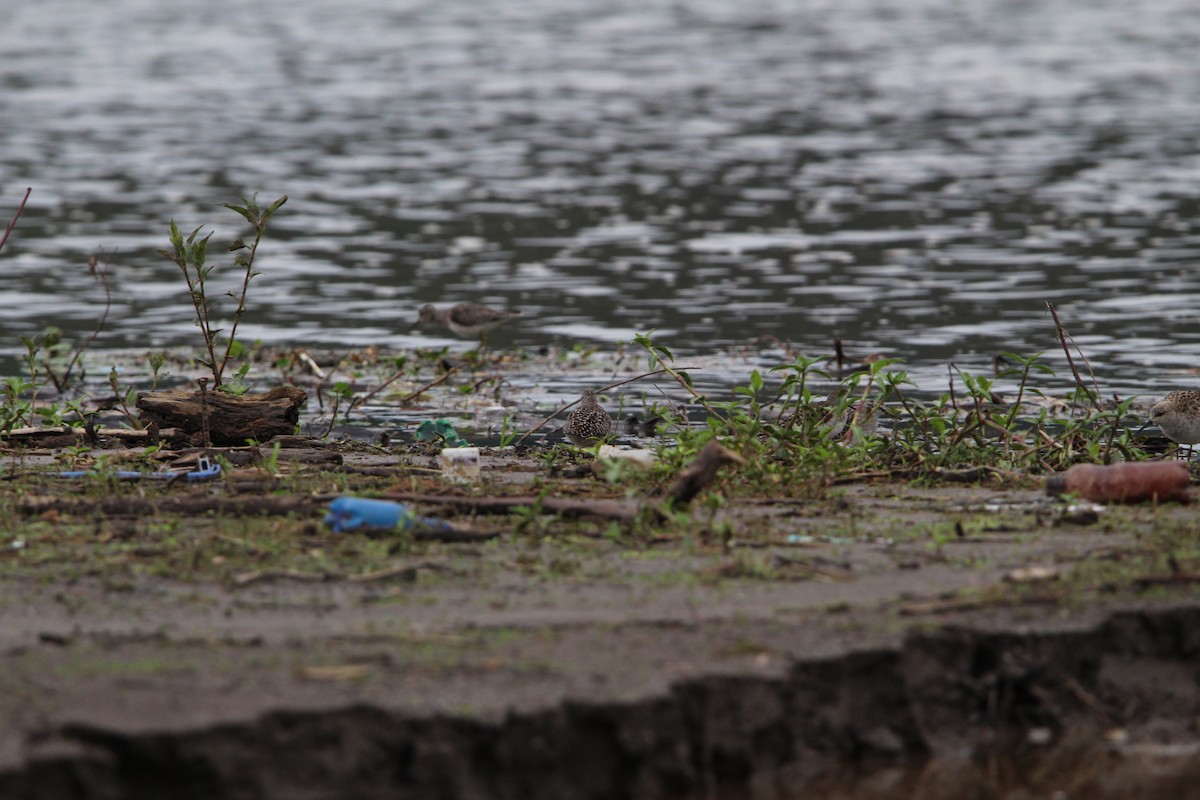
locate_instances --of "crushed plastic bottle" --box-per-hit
[438,446,481,482]
[1044,462,1191,505]
[324,496,454,533]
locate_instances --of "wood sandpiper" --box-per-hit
[563,389,613,447]
[410,303,521,349]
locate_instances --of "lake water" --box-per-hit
[2,0,1199,398]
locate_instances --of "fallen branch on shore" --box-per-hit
[386,439,746,524]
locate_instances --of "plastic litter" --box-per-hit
[438,446,480,482]
[57,455,222,483]
[596,445,657,469]
[1045,461,1191,504]
[324,496,453,534]
[416,419,470,449]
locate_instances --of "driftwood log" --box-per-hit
[137,385,307,446]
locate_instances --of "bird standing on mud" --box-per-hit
[1146,389,1200,460]
[410,303,521,350]
[563,389,613,447]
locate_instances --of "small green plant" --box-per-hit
[497,414,519,448]
[0,376,35,433]
[108,367,143,429]
[37,253,117,392]
[262,441,283,474]
[146,351,169,390]
[632,330,725,431]
[60,442,94,471]
[320,381,355,437]
[157,193,287,391]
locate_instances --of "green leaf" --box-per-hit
[263,194,288,220]
[220,203,256,223]
[193,231,213,268]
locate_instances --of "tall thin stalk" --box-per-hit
[157,194,287,389]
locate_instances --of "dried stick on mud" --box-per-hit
[658,440,746,507]
[351,363,465,414]
[387,439,745,524]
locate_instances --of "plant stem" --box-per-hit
[0,187,31,254]
[217,227,263,386]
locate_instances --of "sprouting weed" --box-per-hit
[156,193,287,391]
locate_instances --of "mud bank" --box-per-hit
[4,601,1200,800]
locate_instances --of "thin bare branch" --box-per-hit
[0,187,32,254]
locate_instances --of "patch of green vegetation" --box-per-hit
[629,331,1147,509]
[157,193,288,393]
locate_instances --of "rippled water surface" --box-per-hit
[2,0,1199,394]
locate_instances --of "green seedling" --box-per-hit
[157,193,287,391]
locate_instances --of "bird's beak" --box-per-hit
[408,321,421,333]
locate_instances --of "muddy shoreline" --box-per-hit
[2,441,1199,799]
[4,596,1200,799]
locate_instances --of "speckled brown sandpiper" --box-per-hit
[410,303,521,349]
[1148,389,1200,460]
[563,389,613,447]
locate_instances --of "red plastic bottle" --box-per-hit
[1044,462,1191,504]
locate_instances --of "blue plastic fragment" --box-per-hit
[184,460,222,482]
[56,456,222,483]
[57,470,146,480]
[325,496,454,534]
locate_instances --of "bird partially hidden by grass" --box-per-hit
[410,303,521,350]
[780,387,879,444]
[563,389,613,447]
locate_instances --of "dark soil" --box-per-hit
[1,441,1199,799]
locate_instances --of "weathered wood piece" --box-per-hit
[0,425,176,449]
[137,386,307,446]
[658,440,746,507]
